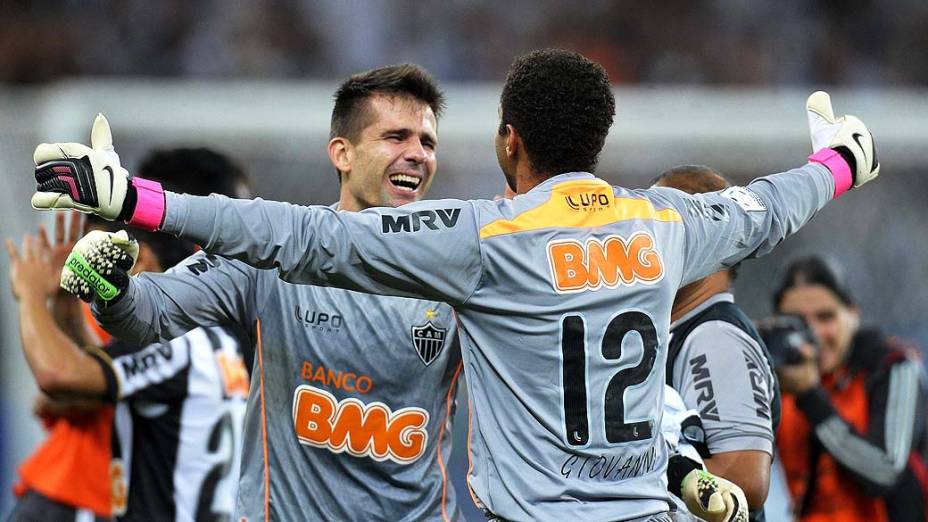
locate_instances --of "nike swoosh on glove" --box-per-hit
[33,114,132,220]
[807,91,880,191]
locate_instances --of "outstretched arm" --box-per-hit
[93,253,259,346]
[7,234,107,399]
[646,92,879,284]
[30,93,876,304]
[158,195,483,303]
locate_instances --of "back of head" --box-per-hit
[330,63,445,142]
[90,147,252,269]
[137,147,252,199]
[499,49,615,177]
[773,255,854,311]
[652,165,730,194]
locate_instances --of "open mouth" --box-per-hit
[388,173,422,192]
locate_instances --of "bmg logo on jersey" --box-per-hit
[292,385,429,464]
[547,232,664,293]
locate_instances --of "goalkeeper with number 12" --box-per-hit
[35,50,878,522]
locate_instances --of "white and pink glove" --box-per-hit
[32,114,165,231]
[806,91,880,198]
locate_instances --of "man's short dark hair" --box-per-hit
[90,147,251,269]
[330,64,445,142]
[499,49,615,176]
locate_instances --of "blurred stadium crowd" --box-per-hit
[3,0,928,85]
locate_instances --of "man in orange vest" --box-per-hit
[773,256,928,522]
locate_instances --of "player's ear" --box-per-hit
[504,124,520,159]
[328,137,353,178]
[132,243,163,275]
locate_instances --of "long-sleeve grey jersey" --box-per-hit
[146,164,834,521]
[96,254,463,521]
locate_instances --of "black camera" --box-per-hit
[757,314,818,368]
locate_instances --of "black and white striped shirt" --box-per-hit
[91,326,250,522]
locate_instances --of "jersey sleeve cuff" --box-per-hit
[93,276,138,320]
[795,385,836,426]
[707,435,774,456]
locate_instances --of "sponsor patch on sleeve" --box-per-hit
[720,186,767,212]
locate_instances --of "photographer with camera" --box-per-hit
[766,256,928,522]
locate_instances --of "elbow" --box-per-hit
[705,452,772,510]
[34,360,92,397]
[845,458,907,496]
[34,367,72,397]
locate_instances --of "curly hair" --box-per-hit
[330,63,445,142]
[499,49,615,176]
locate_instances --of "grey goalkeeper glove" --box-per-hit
[681,468,748,522]
[60,230,138,304]
[33,115,166,230]
[806,91,880,189]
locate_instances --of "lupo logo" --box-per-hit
[565,192,610,211]
[295,305,343,332]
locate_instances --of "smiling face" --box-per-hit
[778,284,859,374]
[336,94,438,211]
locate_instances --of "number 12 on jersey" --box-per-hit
[561,311,658,446]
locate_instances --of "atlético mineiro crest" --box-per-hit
[411,321,447,366]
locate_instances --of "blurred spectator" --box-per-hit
[773,256,928,522]
[2,0,927,85]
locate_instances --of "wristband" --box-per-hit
[809,148,853,198]
[667,454,702,498]
[126,177,165,231]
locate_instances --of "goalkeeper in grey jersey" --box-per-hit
[33,50,880,522]
[38,65,465,522]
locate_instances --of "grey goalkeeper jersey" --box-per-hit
[96,255,463,521]
[667,293,778,455]
[136,164,831,521]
